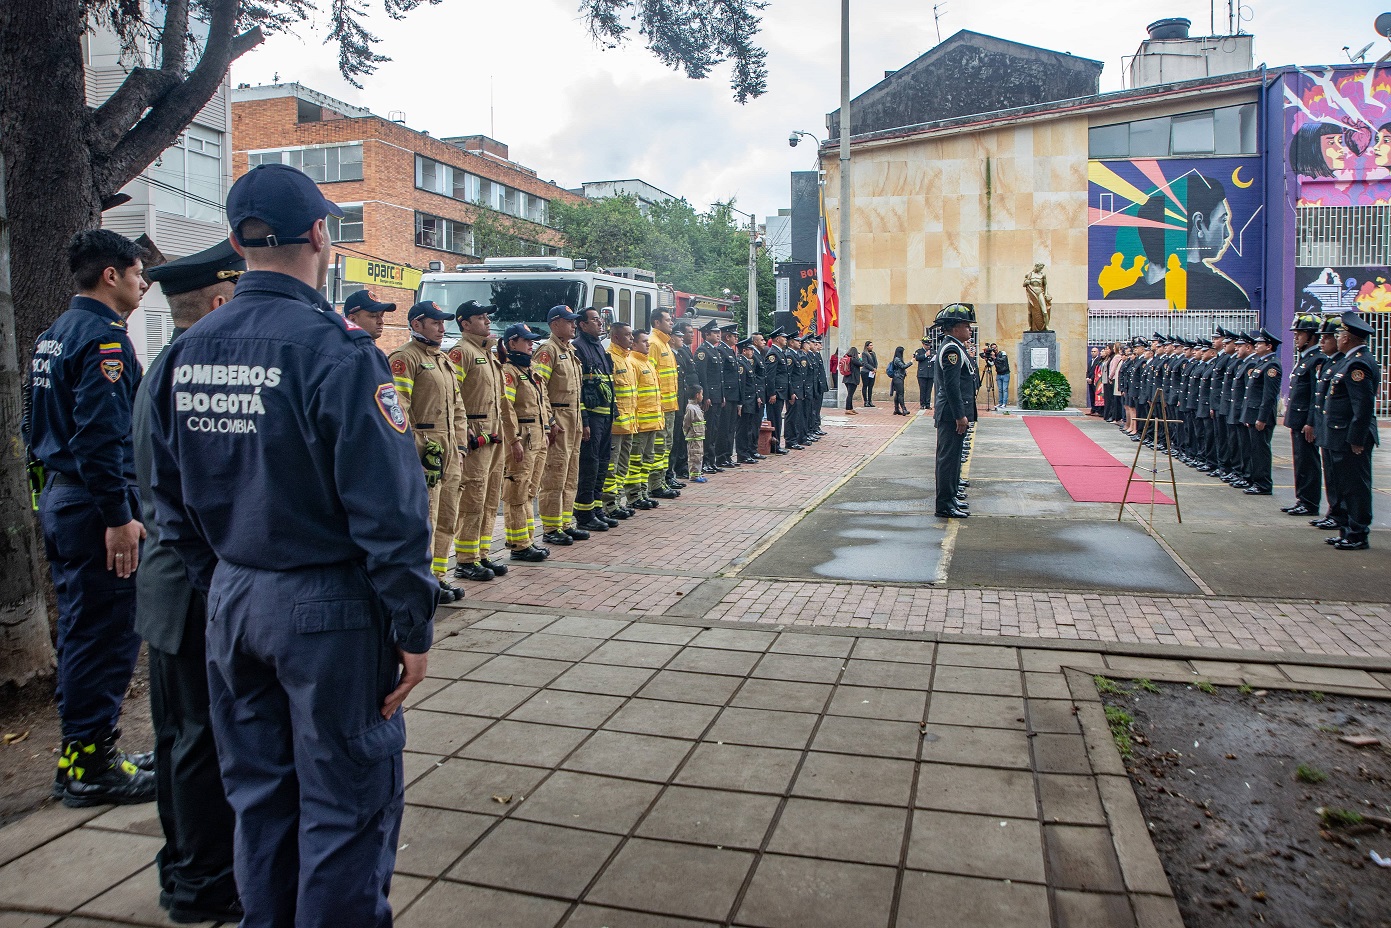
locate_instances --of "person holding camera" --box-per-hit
[992,345,1010,409]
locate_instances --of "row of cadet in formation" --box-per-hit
[356,293,833,604]
[1099,309,1381,550]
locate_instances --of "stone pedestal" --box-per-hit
[1018,331,1058,387]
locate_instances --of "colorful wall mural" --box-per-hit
[1088,157,1264,311]
[1284,65,1391,206]
[1296,266,1391,314]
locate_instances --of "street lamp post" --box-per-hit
[721,204,760,335]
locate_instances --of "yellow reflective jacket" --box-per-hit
[608,343,638,435]
[648,329,680,413]
[630,349,662,432]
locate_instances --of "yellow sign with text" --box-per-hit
[343,256,422,291]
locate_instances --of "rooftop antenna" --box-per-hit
[932,2,947,44]
[490,76,495,138]
[1346,41,1375,62]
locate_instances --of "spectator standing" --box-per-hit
[829,347,840,391]
[842,345,861,414]
[994,346,1010,409]
[887,347,910,415]
[860,341,878,406]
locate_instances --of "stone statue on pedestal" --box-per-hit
[1023,263,1053,332]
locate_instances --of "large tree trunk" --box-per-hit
[0,145,57,689]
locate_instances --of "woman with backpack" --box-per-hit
[841,346,861,414]
[887,346,911,415]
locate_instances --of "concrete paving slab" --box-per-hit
[583,640,681,669]
[407,757,547,814]
[1052,889,1137,928]
[636,786,780,849]
[504,633,604,662]
[705,708,819,751]
[919,724,1033,770]
[674,744,802,795]
[826,685,927,722]
[749,654,844,685]
[734,854,897,928]
[509,771,660,835]
[447,819,620,899]
[905,810,1045,882]
[790,753,916,807]
[730,679,834,714]
[935,643,1022,669]
[838,659,932,690]
[666,647,761,677]
[638,670,743,705]
[548,662,656,697]
[1038,774,1108,826]
[0,828,161,912]
[611,624,703,646]
[926,692,1027,730]
[915,763,1037,819]
[422,648,491,679]
[415,679,536,717]
[561,731,693,782]
[0,912,59,927]
[586,839,754,922]
[394,805,493,877]
[766,798,909,866]
[769,633,856,658]
[405,710,490,757]
[466,655,573,687]
[1044,823,1127,892]
[509,690,625,728]
[74,864,181,925]
[931,665,1025,697]
[457,721,590,768]
[809,715,922,759]
[396,881,569,928]
[895,870,1050,928]
[563,905,713,928]
[850,639,936,664]
[601,699,720,740]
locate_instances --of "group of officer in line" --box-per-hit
[1108,306,1380,550]
[21,159,843,926]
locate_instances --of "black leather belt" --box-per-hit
[467,414,489,420]
[551,402,571,407]
[50,473,83,488]
[518,418,537,424]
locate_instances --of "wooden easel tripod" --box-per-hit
[1118,387,1182,525]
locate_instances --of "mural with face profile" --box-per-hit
[1284,66,1391,205]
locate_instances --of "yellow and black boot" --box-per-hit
[59,732,157,808]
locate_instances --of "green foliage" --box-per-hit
[1093,675,1128,696]
[1135,678,1161,694]
[1310,691,1326,703]
[1019,368,1072,410]
[1104,705,1135,759]
[1238,683,1254,696]
[550,195,776,331]
[1319,807,1362,826]
[1296,764,1328,784]
[1194,680,1217,695]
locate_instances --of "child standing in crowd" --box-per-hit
[684,385,708,483]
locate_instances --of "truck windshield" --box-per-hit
[419,278,588,341]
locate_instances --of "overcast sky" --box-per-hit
[231,0,1383,221]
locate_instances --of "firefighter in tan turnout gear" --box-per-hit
[449,300,509,582]
[499,323,553,562]
[535,305,586,547]
[389,300,467,603]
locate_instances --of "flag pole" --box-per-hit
[836,0,852,368]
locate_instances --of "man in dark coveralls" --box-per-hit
[136,241,244,923]
[26,229,157,808]
[933,303,975,519]
[150,163,436,927]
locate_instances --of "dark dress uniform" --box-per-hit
[807,339,828,435]
[1240,332,1282,495]
[718,333,741,465]
[735,344,759,461]
[1321,317,1380,548]
[27,288,154,804]
[670,336,699,477]
[1312,333,1346,532]
[1283,321,1324,514]
[932,306,974,517]
[1225,342,1255,485]
[574,326,615,529]
[694,327,724,471]
[764,335,788,452]
[914,343,933,408]
[135,243,243,921]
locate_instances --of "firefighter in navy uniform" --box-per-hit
[1240,328,1282,495]
[149,164,436,926]
[718,323,742,466]
[806,335,828,438]
[1224,332,1257,488]
[1321,312,1381,550]
[694,320,724,473]
[136,242,244,923]
[763,328,789,453]
[735,338,760,463]
[787,332,810,449]
[1310,316,1347,534]
[1282,310,1325,516]
[932,304,975,518]
[26,229,157,808]
[669,322,699,479]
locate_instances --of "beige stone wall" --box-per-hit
[823,116,1091,405]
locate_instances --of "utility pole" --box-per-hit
[837,0,853,364]
[724,205,760,335]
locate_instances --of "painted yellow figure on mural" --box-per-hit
[1097,252,1146,297]
[1165,253,1187,311]
[795,280,818,334]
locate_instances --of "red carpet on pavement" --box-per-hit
[1024,417,1174,505]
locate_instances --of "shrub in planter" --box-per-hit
[1019,368,1072,411]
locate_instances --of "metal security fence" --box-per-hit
[1355,311,1391,418]
[1297,206,1391,267]
[1087,310,1259,346]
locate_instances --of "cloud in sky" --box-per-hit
[231,0,1381,217]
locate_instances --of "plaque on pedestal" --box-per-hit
[1019,331,1058,387]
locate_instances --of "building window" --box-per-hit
[329,203,364,242]
[149,125,224,222]
[250,143,363,182]
[416,154,549,225]
[1296,206,1391,266]
[1089,104,1257,159]
[415,211,473,255]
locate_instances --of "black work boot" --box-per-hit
[479,555,509,576]
[59,733,157,808]
[455,561,495,582]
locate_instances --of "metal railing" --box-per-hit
[1087,310,1259,345]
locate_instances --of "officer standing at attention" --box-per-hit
[26,229,156,807]
[148,163,435,925]
[535,305,587,546]
[735,338,760,464]
[1310,316,1347,534]
[630,330,665,506]
[342,289,396,343]
[448,300,509,582]
[669,322,699,480]
[1282,310,1325,516]
[389,300,468,603]
[807,335,828,438]
[932,304,974,519]
[602,322,639,517]
[914,337,934,409]
[499,323,554,561]
[694,320,725,473]
[763,328,789,454]
[1321,312,1380,550]
[786,332,809,450]
[718,323,742,467]
[135,242,243,923]
[1240,328,1282,495]
[573,306,618,533]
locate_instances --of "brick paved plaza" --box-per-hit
[2,402,1388,926]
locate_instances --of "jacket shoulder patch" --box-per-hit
[100,358,124,383]
[1351,368,1366,382]
[390,357,407,376]
[447,348,463,365]
[1267,367,1278,377]
[375,384,408,433]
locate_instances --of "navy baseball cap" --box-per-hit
[547,304,580,322]
[504,323,544,342]
[407,300,452,322]
[343,290,396,315]
[456,299,495,320]
[226,163,343,247]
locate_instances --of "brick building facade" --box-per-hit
[231,83,584,351]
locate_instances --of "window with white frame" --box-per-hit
[415,211,473,255]
[250,143,364,182]
[329,204,364,243]
[149,124,224,222]
[414,154,549,225]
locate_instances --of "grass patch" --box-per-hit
[1319,808,1364,827]
[1296,764,1328,784]
[1094,675,1129,696]
[1238,683,1253,696]
[1105,704,1135,759]
[1194,680,1217,695]
[1310,691,1325,703]
[1134,678,1161,694]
